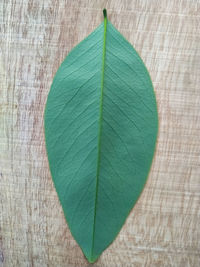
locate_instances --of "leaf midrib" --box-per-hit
[90,10,107,260]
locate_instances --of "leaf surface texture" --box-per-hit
[44,11,158,263]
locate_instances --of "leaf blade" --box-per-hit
[44,11,158,263]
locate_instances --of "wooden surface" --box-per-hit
[0,0,200,266]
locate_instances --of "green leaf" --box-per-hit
[44,9,158,263]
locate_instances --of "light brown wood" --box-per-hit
[0,0,200,266]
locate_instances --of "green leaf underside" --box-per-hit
[44,11,158,263]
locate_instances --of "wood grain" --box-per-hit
[0,0,200,266]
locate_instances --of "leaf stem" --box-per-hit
[103,8,107,18]
[90,9,107,262]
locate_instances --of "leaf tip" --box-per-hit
[88,257,98,264]
[87,253,100,263]
[103,8,107,18]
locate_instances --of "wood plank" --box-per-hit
[0,0,200,266]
